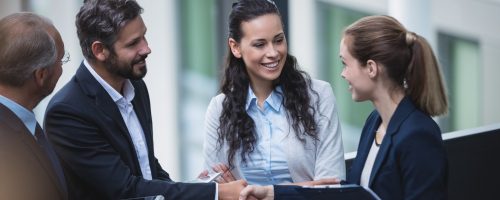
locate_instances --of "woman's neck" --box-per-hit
[372,89,405,129]
[250,81,274,109]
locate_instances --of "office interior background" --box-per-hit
[1,0,499,181]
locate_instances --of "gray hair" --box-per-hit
[0,12,57,87]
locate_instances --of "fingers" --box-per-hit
[212,164,224,175]
[212,163,236,183]
[212,164,226,183]
[217,179,248,200]
[218,163,230,172]
[239,185,254,200]
[239,179,248,187]
[221,170,236,182]
[212,163,227,174]
[239,185,274,200]
[197,169,209,179]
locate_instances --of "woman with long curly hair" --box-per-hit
[202,0,345,185]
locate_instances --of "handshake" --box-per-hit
[199,164,340,200]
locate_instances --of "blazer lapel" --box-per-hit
[350,112,381,184]
[75,63,143,171]
[75,64,133,143]
[20,130,67,199]
[0,104,66,199]
[368,97,415,187]
[130,81,152,149]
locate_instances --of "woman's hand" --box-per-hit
[212,163,236,183]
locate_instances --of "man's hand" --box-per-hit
[291,178,341,186]
[239,185,274,200]
[218,180,247,200]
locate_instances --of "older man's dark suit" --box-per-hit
[44,63,214,200]
[0,104,66,200]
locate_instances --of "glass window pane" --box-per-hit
[438,33,481,132]
[178,0,219,180]
[317,2,372,153]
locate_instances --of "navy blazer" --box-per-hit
[44,63,215,200]
[347,97,447,200]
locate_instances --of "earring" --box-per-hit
[403,79,408,89]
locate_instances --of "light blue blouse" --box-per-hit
[241,86,293,185]
[203,79,346,185]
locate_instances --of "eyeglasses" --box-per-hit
[60,51,70,65]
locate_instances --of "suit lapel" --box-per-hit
[21,130,67,199]
[349,112,381,184]
[75,63,143,171]
[130,81,152,149]
[368,97,415,187]
[130,80,157,178]
[75,64,133,143]
[0,104,66,199]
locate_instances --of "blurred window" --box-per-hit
[438,33,481,132]
[178,0,220,180]
[317,2,371,152]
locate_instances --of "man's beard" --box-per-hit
[104,52,148,80]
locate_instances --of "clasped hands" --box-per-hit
[198,163,340,200]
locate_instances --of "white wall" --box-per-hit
[0,1,21,18]
[289,0,319,77]
[32,0,82,124]
[138,0,181,180]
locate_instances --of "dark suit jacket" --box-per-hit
[273,184,378,200]
[0,104,67,200]
[44,63,215,200]
[347,97,448,200]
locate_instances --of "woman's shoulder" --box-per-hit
[395,109,442,145]
[405,106,440,129]
[213,93,226,100]
[393,97,441,134]
[309,79,333,94]
[310,78,330,88]
[207,93,226,108]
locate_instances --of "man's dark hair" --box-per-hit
[76,0,143,60]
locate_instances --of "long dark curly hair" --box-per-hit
[218,0,319,169]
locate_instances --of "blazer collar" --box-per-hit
[0,95,37,135]
[74,62,153,162]
[0,104,67,199]
[75,63,133,141]
[348,112,380,184]
[369,96,416,186]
